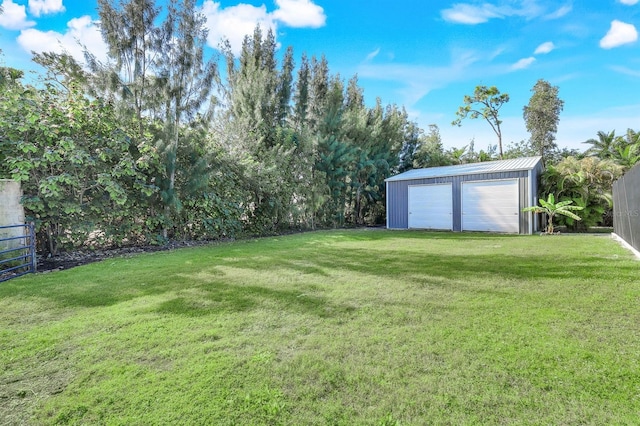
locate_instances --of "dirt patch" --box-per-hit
[36,240,228,273]
[0,343,76,425]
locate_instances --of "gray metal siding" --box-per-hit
[519,176,528,234]
[387,169,540,234]
[531,162,543,232]
[387,181,408,229]
[613,162,640,252]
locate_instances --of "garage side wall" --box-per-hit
[387,170,535,233]
[530,161,543,232]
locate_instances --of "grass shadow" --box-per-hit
[212,246,637,285]
[155,281,355,318]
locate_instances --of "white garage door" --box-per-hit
[462,179,520,233]
[408,184,453,230]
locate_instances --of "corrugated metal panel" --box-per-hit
[386,156,543,182]
[613,162,640,251]
[520,176,527,233]
[452,176,461,231]
[387,181,408,228]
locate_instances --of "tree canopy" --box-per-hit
[452,85,510,159]
[523,79,564,165]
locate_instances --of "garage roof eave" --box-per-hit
[386,156,543,182]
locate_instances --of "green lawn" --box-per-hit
[1,230,639,425]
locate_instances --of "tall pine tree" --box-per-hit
[156,0,218,235]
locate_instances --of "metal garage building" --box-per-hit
[385,156,544,234]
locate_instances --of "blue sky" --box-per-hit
[1,0,639,151]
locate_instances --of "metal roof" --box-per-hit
[385,156,543,182]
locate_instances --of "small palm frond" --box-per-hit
[522,205,544,213]
[538,193,555,209]
[555,209,582,221]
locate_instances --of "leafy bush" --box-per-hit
[540,156,623,231]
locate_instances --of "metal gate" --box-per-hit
[0,223,37,282]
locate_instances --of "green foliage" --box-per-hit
[32,52,89,90]
[218,29,409,230]
[583,130,617,159]
[0,80,160,254]
[292,53,310,132]
[154,0,218,236]
[523,193,583,234]
[615,141,640,170]
[165,123,244,240]
[465,139,497,163]
[503,139,538,159]
[407,124,452,169]
[91,0,161,130]
[540,156,623,231]
[582,128,640,170]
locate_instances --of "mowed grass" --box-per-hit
[1,230,639,425]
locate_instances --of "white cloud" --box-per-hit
[544,5,572,20]
[0,0,35,30]
[365,48,380,62]
[28,0,65,17]
[534,41,555,54]
[441,3,502,24]
[511,57,536,70]
[272,0,325,28]
[618,0,639,5]
[202,1,275,55]
[441,1,564,24]
[17,16,107,64]
[201,0,325,56]
[488,46,506,60]
[610,65,640,78]
[358,50,481,106]
[600,20,638,49]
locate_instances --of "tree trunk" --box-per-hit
[47,222,57,256]
[355,184,362,226]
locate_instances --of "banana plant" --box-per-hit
[523,193,584,234]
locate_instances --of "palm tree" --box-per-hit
[523,193,584,234]
[612,129,640,170]
[615,143,640,170]
[583,130,621,159]
[447,145,468,164]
